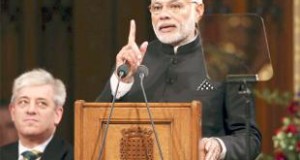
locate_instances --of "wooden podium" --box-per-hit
[74,100,202,160]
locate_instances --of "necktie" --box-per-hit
[21,150,43,160]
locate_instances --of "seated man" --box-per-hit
[0,68,73,160]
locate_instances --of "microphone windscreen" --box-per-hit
[117,64,129,78]
[137,65,149,77]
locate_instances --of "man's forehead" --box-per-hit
[16,85,54,98]
[151,0,203,3]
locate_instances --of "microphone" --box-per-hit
[137,65,164,160]
[117,63,129,78]
[97,66,125,160]
[137,64,149,78]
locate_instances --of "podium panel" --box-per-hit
[74,100,201,160]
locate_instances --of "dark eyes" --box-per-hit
[17,99,29,106]
[151,5,163,11]
[169,3,183,10]
[16,99,48,108]
[37,101,48,107]
[149,3,184,14]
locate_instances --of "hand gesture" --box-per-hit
[115,19,148,82]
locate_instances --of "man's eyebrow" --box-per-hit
[16,96,48,102]
[152,0,179,4]
[36,97,49,102]
[16,96,29,100]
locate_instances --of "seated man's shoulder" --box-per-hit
[0,141,18,150]
[44,136,73,160]
[0,142,18,160]
[51,136,72,148]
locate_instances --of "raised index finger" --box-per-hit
[128,19,136,44]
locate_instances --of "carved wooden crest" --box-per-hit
[120,126,153,160]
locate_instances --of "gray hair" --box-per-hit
[150,0,203,3]
[11,68,66,107]
[192,0,203,4]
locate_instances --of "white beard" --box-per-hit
[153,13,196,46]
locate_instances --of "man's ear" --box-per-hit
[196,4,205,21]
[9,104,15,121]
[54,106,64,125]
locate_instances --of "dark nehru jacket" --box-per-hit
[96,36,262,160]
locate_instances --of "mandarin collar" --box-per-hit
[158,36,201,56]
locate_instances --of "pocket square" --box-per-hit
[196,79,215,91]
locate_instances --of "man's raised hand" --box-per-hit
[115,19,148,82]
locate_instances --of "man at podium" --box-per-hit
[97,0,262,159]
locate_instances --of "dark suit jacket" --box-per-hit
[0,136,73,160]
[96,37,262,160]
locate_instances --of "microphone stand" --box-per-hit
[238,80,252,160]
[138,65,164,160]
[97,72,125,160]
[227,75,256,160]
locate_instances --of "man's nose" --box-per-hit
[27,102,37,113]
[158,8,171,19]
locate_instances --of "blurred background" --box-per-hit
[1,0,299,158]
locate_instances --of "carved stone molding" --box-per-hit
[41,0,72,31]
[0,0,22,23]
[120,126,154,160]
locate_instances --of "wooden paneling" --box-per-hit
[0,0,23,104]
[22,0,39,68]
[294,0,300,94]
[254,0,294,154]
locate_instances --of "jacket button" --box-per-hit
[166,78,175,84]
[171,58,178,64]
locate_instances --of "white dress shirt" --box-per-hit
[110,73,134,99]
[18,135,53,160]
